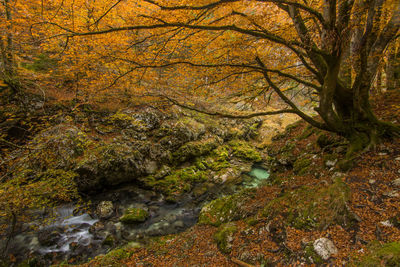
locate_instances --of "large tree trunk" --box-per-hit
[333,81,400,169]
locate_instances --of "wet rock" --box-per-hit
[37,227,63,246]
[146,221,170,236]
[172,220,185,229]
[89,221,105,234]
[102,234,115,246]
[119,208,149,224]
[96,201,114,219]
[214,167,242,184]
[132,108,162,131]
[313,237,338,260]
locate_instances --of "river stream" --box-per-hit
[5,166,269,265]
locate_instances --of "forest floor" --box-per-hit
[76,91,400,267]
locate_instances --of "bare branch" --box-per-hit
[256,56,328,130]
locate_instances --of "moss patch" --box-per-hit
[304,244,324,265]
[119,208,149,224]
[262,178,355,230]
[214,222,237,254]
[201,145,230,171]
[199,189,255,226]
[87,242,140,266]
[350,242,400,267]
[293,157,312,175]
[173,137,218,163]
[140,166,208,202]
[228,140,262,162]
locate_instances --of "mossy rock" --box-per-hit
[119,208,149,224]
[102,234,115,246]
[350,242,400,267]
[214,222,237,254]
[106,111,144,130]
[199,189,255,226]
[173,137,218,163]
[140,166,209,202]
[293,157,312,175]
[228,140,262,162]
[304,243,324,265]
[226,127,245,140]
[89,242,140,266]
[202,145,230,171]
[262,178,356,230]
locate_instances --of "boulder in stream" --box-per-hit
[96,201,114,219]
[119,208,149,224]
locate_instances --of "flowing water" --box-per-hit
[245,165,270,188]
[5,166,270,265]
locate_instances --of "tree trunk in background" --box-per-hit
[375,65,383,95]
[386,41,400,91]
[0,0,17,91]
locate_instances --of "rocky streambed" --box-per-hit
[7,165,270,266]
[0,106,275,266]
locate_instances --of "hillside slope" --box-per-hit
[79,91,400,267]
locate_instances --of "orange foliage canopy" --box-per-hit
[2,1,400,127]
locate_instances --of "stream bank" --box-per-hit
[0,105,273,266]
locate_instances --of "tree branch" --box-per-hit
[255,56,328,130]
[155,94,298,119]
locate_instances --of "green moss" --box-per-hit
[263,178,355,230]
[89,242,140,266]
[304,244,324,265]
[202,146,230,171]
[106,111,144,129]
[293,157,312,175]
[228,140,262,162]
[199,189,255,226]
[173,138,218,163]
[102,234,115,246]
[350,242,400,267]
[214,222,237,254]
[226,127,245,139]
[245,217,259,226]
[119,208,149,224]
[140,166,209,202]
